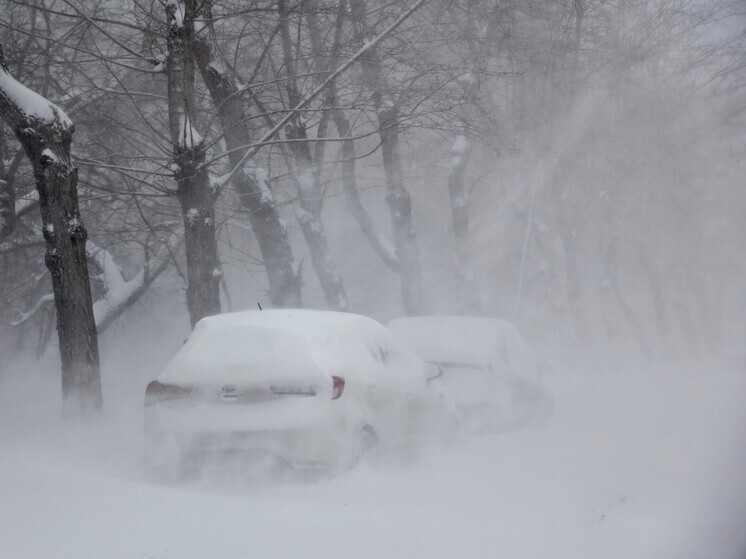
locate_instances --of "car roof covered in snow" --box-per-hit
[196,308,385,333]
[159,310,415,386]
[388,315,533,373]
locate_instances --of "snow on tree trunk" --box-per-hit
[332,107,398,271]
[193,0,301,308]
[0,44,102,412]
[191,0,428,311]
[166,0,221,328]
[448,5,492,314]
[279,0,348,311]
[310,1,399,272]
[378,107,423,315]
[175,149,221,328]
[350,0,423,315]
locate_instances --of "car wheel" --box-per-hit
[349,427,378,470]
[508,378,553,428]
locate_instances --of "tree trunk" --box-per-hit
[350,0,423,314]
[193,0,301,308]
[312,0,398,271]
[448,133,477,312]
[174,146,221,327]
[0,133,15,241]
[448,136,470,263]
[446,0,502,312]
[166,0,221,327]
[601,222,653,360]
[557,211,591,342]
[279,0,348,310]
[378,107,423,315]
[0,44,102,412]
[332,107,399,271]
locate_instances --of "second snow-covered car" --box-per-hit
[144,309,457,476]
[388,315,549,431]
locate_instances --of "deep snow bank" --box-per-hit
[0,361,744,559]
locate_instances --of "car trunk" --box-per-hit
[153,324,333,433]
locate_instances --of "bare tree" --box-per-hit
[165,0,222,327]
[193,0,302,308]
[349,0,424,315]
[276,0,348,310]
[0,44,101,412]
[305,0,400,273]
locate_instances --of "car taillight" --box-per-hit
[144,380,192,406]
[331,376,345,400]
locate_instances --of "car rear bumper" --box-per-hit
[195,428,338,469]
[145,422,344,471]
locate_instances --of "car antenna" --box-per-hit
[257,302,263,311]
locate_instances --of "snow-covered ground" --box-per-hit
[1,362,744,559]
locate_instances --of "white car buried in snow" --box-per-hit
[388,316,550,431]
[144,309,457,478]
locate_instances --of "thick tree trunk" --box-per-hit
[279,0,348,310]
[166,0,221,327]
[0,45,102,412]
[174,146,221,327]
[193,0,301,308]
[39,157,103,409]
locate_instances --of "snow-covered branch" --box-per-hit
[9,293,54,327]
[8,236,179,332]
[89,236,180,333]
[0,46,73,134]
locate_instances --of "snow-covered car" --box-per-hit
[144,309,457,476]
[388,316,549,430]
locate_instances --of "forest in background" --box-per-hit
[1,0,744,410]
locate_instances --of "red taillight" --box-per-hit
[331,376,345,400]
[144,380,192,406]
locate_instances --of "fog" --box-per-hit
[1,0,745,557]
[2,351,745,558]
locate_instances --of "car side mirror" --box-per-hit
[426,363,444,382]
